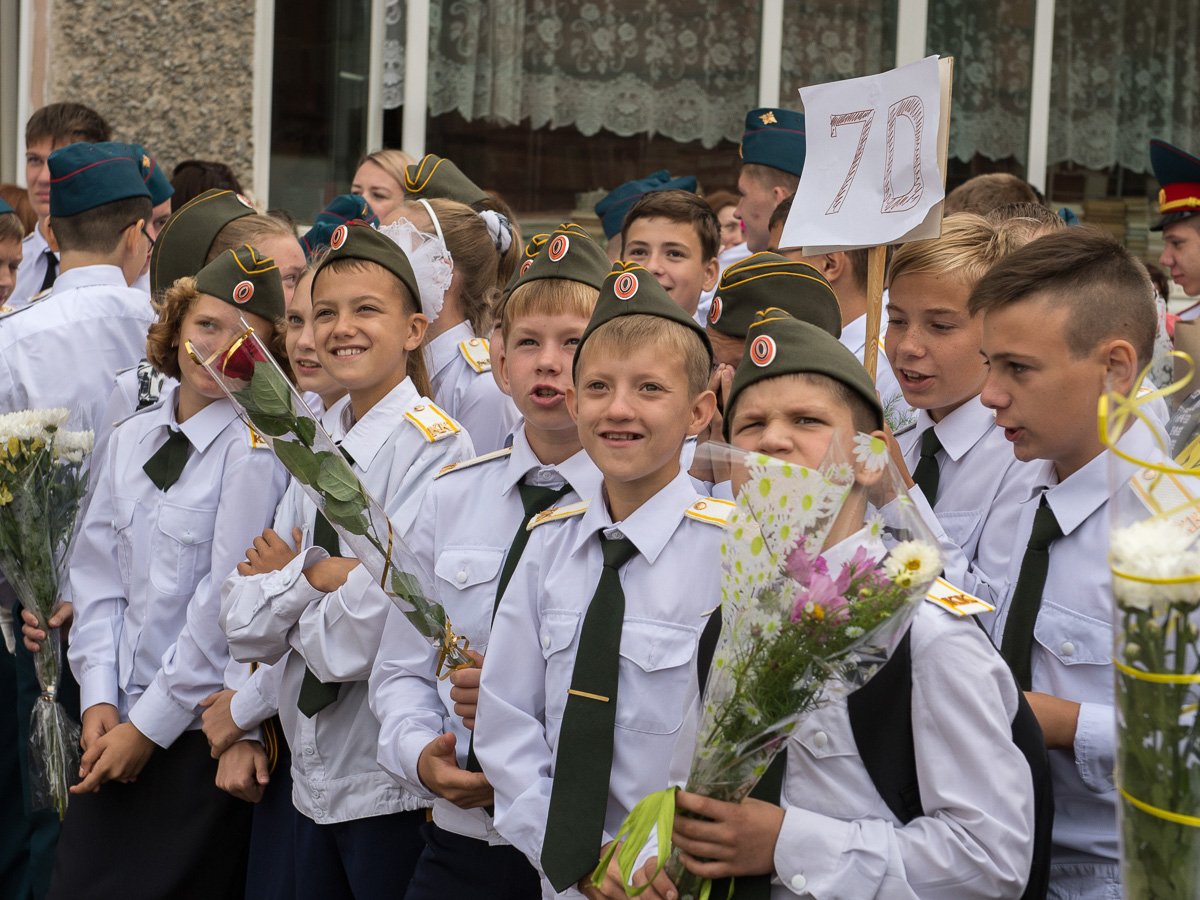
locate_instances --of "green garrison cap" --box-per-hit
[403,154,488,206]
[195,244,285,323]
[508,223,610,293]
[313,221,422,311]
[502,231,549,297]
[575,261,713,376]
[708,252,841,339]
[151,188,256,295]
[48,142,150,217]
[724,310,882,439]
[740,108,806,177]
[96,142,173,206]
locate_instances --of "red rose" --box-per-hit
[221,336,269,382]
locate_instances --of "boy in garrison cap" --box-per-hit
[475,262,731,899]
[95,142,175,294]
[737,108,805,252]
[11,102,110,309]
[44,246,290,900]
[1150,139,1200,314]
[370,224,610,900]
[635,310,1047,900]
[0,143,153,432]
[594,170,699,261]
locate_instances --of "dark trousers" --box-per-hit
[47,730,252,900]
[246,742,297,900]
[404,821,542,900]
[293,807,426,900]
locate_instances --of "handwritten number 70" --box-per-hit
[824,96,924,216]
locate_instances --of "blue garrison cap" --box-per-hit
[594,169,699,239]
[301,194,380,260]
[740,108,806,177]
[48,142,150,217]
[1150,139,1200,231]
[96,142,174,207]
[0,198,13,216]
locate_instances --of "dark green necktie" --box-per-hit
[1000,497,1063,691]
[541,534,639,892]
[39,249,57,292]
[296,510,343,717]
[142,428,190,491]
[494,482,572,618]
[912,427,943,506]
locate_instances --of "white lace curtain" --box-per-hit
[1048,0,1200,175]
[778,0,898,106]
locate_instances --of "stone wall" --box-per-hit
[47,0,258,195]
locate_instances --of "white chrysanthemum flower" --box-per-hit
[0,408,68,443]
[884,540,940,587]
[52,429,94,463]
[852,432,888,472]
[1111,519,1200,613]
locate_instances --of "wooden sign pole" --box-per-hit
[863,244,887,382]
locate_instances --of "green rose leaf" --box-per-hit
[323,497,369,535]
[294,416,317,446]
[249,362,294,417]
[273,439,321,487]
[317,453,365,503]
[247,413,295,437]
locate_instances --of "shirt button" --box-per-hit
[790,873,807,892]
[813,731,828,749]
[311,789,321,799]
[456,570,468,584]
[304,746,315,756]
[1061,641,1075,657]
[542,633,551,650]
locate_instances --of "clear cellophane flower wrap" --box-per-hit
[185,325,472,676]
[1105,354,1200,899]
[596,435,942,899]
[0,409,92,819]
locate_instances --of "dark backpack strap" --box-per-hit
[847,629,924,823]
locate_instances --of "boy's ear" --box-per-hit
[565,384,579,424]
[494,335,513,394]
[687,389,718,438]
[1102,338,1139,395]
[822,252,848,283]
[44,219,58,251]
[702,255,720,292]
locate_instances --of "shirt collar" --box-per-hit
[51,264,129,294]
[135,384,238,452]
[1035,419,1163,536]
[339,377,420,470]
[22,227,48,254]
[839,314,867,353]
[918,398,998,463]
[501,430,603,499]
[570,467,698,564]
[424,321,474,378]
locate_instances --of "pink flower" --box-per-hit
[788,546,852,624]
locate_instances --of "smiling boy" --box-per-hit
[369,224,609,899]
[621,190,720,319]
[475,263,730,899]
[971,228,1161,900]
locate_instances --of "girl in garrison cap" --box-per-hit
[36,247,291,899]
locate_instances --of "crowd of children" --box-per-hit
[1,97,1198,900]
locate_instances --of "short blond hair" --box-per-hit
[500,279,598,344]
[576,314,710,397]
[888,213,1011,291]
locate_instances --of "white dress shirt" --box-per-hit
[425,320,520,455]
[66,387,288,747]
[475,468,725,898]
[221,377,473,823]
[0,264,153,433]
[8,224,54,310]
[840,312,913,430]
[370,429,603,843]
[983,419,1163,879]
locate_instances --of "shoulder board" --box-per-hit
[527,499,590,531]
[0,292,49,321]
[924,577,994,617]
[435,446,512,478]
[1137,384,1156,398]
[684,497,736,526]
[892,421,917,437]
[404,402,462,442]
[247,422,269,450]
[458,337,493,374]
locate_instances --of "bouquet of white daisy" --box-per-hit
[1104,369,1200,899]
[596,437,940,899]
[0,408,93,818]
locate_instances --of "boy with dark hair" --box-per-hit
[475,263,728,899]
[736,108,805,252]
[620,189,720,319]
[12,102,110,308]
[970,228,1159,900]
[1150,139,1200,314]
[593,170,698,261]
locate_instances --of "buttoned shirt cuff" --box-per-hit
[1074,700,1115,793]
[774,806,886,897]
[393,729,441,802]
[263,546,329,622]
[80,666,120,715]
[230,680,275,731]
[128,680,198,748]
